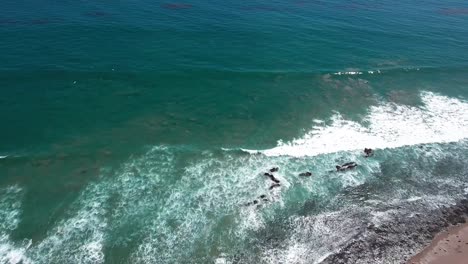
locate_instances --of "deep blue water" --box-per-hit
[0,1,468,263]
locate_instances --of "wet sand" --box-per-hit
[408,222,468,264]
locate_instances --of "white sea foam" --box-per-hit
[130,149,285,263]
[263,194,454,264]
[29,183,108,264]
[334,71,363,75]
[215,255,230,264]
[261,209,365,264]
[333,70,381,75]
[246,91,468,157]
[0,186,32,264]
[262,243,309,264]
[0,176,111,264]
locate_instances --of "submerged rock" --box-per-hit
[269,167,279,172]
[264,173,280,183]
[269,183,281,190]
[364,148,374,157]
[336,162,358,171]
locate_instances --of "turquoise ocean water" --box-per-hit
[1,0,468,263]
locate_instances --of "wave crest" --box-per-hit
[246,91,468,157]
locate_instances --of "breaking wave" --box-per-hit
[244,91,468,157]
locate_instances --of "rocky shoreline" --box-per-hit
[321,196,468,264]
